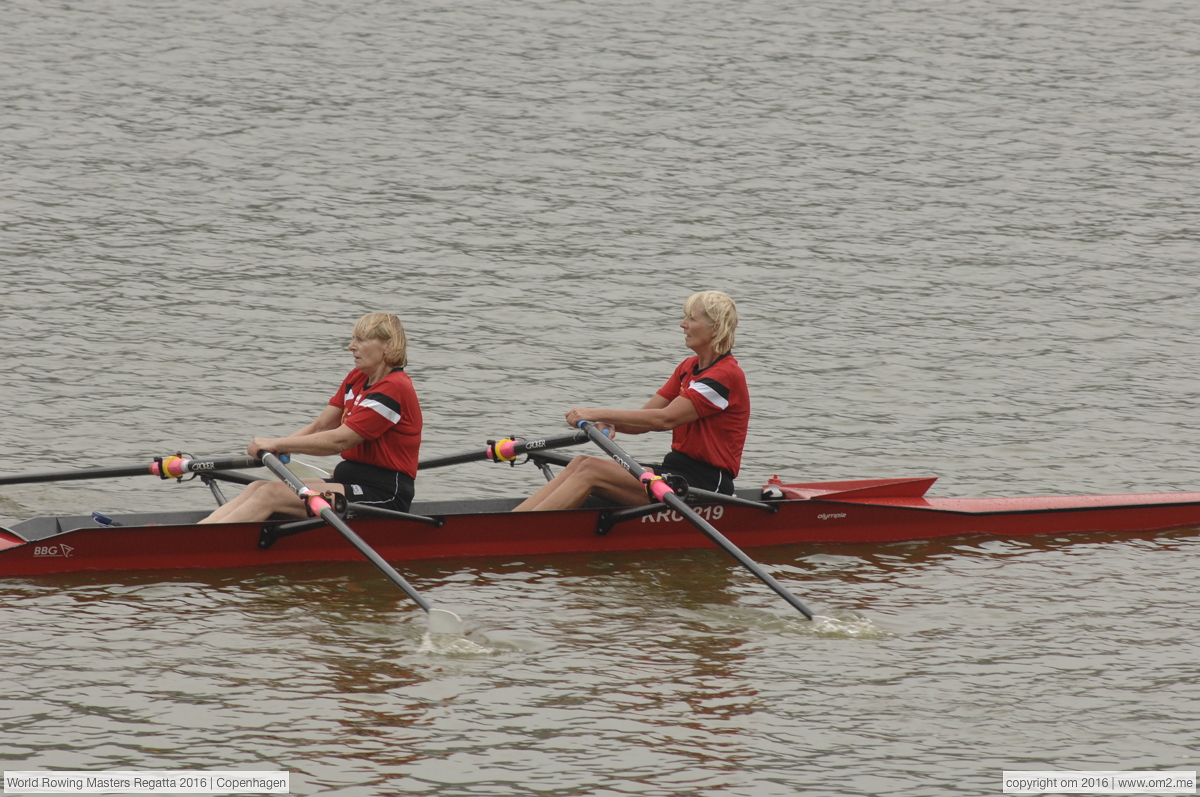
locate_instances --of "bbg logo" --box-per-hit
[33,544,75,558]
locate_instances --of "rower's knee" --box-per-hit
[243,481,293,507]
[570,456,631,490]
[562,455,593,473]
[568,456,605,478]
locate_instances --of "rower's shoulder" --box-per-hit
[376,368,420,403]
[675,354,700,371]
[705,354,749,393]
[694,352,745,379]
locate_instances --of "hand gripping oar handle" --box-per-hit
[259,453,462,633]
[0,455,267,487]
[576,421,815,620]
[418,430,590,471]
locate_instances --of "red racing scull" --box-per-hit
[3,473,1199,576]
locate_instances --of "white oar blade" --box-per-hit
[284,458,331,479]
[428,608,464,635]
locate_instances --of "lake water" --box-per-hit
[1,0,1198,794]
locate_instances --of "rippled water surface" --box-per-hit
[2,0,1199,794]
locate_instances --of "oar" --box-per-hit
[418,429,589,470]
[576,421,815,620]
[0,454,268,487]
[258,452,463,634]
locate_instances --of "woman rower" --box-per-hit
[514,290,747,512]
[199,312,422,524]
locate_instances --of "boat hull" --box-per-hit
[3,483,1200,576]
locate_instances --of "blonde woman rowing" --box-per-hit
[515,291,747,512]
[200,312,422,524]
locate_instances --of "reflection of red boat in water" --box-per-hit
[3,473,1199,577]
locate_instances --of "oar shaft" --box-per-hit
[418,430,588,470]
[580,424,644,479]
[259,453,433,614]
[314,506,433,613]
[578,422,814,620]
[661,491,813,619]
[0,464,158,486]
[0,455,264,487]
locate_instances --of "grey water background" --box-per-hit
[2,0,1198,794]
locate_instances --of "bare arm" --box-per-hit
[564,395,699,435]
[288,405,344,437]
[247,405,365,457]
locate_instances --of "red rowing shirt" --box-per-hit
[329,367,422,478]
[656,352,749,477]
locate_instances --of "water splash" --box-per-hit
[683,604,890,639]
[417,631,495,656]
[806,613,890,639]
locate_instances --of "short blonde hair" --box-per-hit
[352,312,408,367]
[684,291,738,355]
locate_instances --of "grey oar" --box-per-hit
[0,453,330,486]
[260,452,463,634]
[0,454,266,486]
[577,422,815,620]
[418,430,589,470]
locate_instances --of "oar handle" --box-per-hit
[259,453,435,615]
[576,421,815,620]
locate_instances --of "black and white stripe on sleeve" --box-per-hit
[361,392,403,424]
[688,378,730,410]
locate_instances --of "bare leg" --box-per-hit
[199,479,344,524]
[513,463,577,511]
[513,455,649,512]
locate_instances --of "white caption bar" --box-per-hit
[1004,771,1197,794]
[3,772,289,794]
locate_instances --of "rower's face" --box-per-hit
[348,334,388,372]
[680,310,716,351]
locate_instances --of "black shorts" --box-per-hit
[650,450,735,495]
[332,460,415,513]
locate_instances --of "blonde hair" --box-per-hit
[352,312,408,367]
[684,291,738,355]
